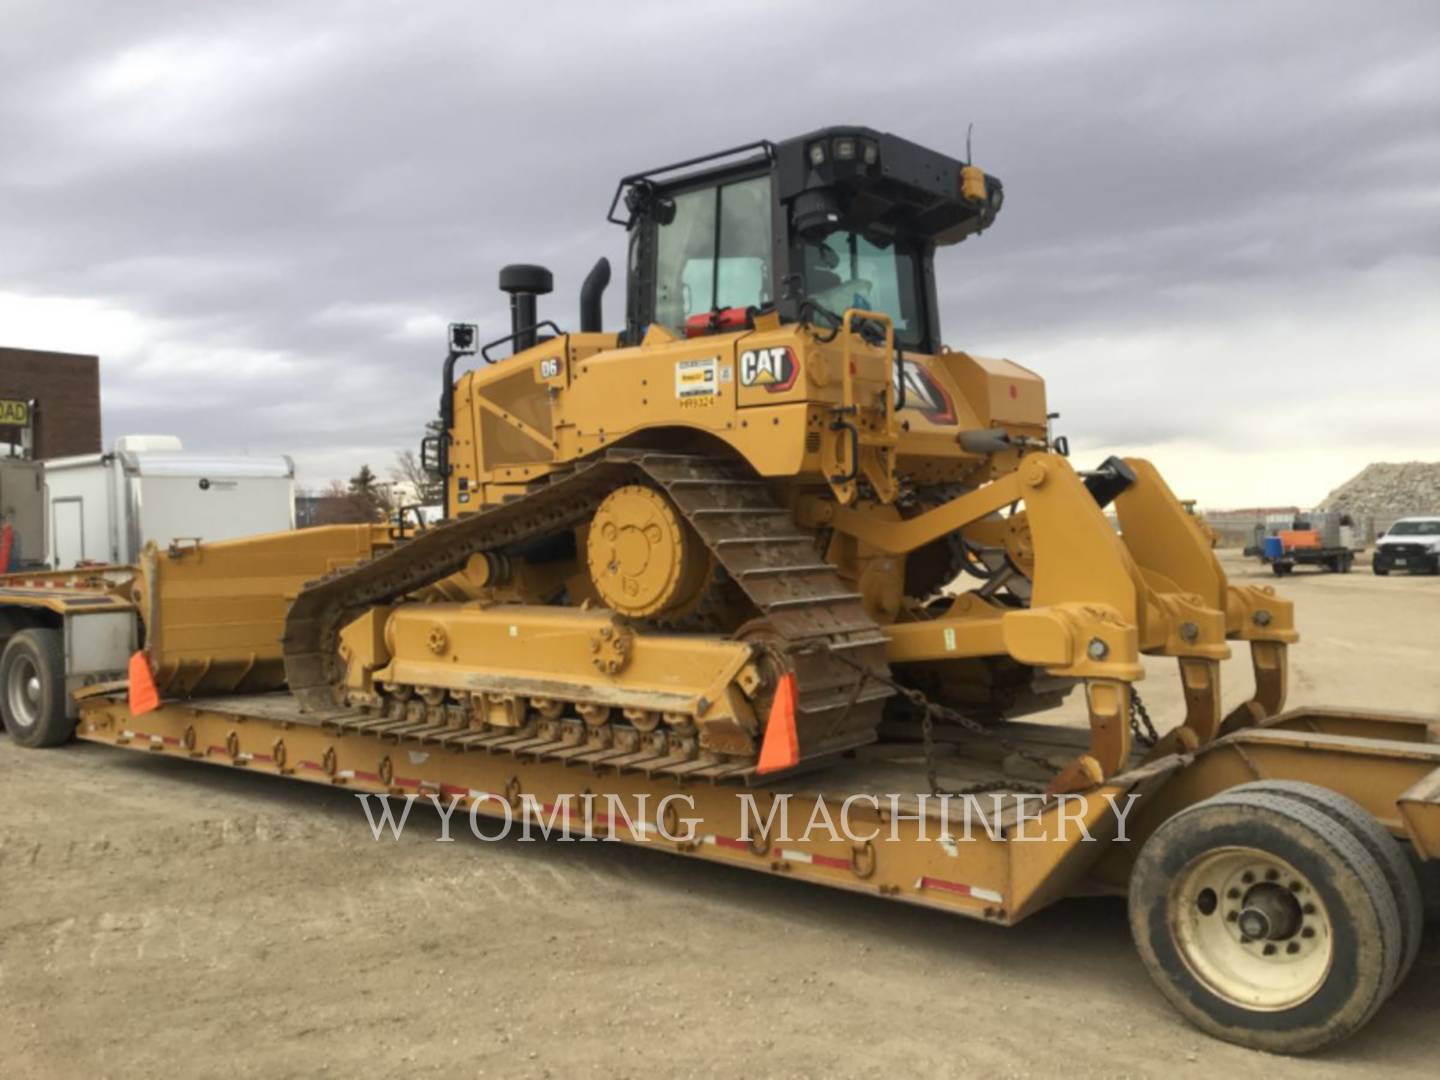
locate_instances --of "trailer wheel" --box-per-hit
[0,629,73,748]
[1129,789,1402,1054]
[1220,781,1422,996]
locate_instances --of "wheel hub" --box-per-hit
[1171,847,1333,1010]
[7,655,41,728]
[1238,882,1302,941]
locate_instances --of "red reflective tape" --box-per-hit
[206,745,227,756]
[918,876,973,896]
[712,836,750,852]
[353,770,380,782]
[251,753,273,763]
[298,760,324,772]
[439,783,469,797]
[812,853,851,871]
[395,776,421,788]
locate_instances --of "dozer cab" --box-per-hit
[282,125,1294,794]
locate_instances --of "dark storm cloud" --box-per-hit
[1,0,1437,488]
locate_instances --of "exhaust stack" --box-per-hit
[579,257,611,333]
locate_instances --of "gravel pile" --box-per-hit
[1319,462,1440,521]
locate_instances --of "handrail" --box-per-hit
[480,321,565,363]
[606,140,776,227]
[829,308,897,501]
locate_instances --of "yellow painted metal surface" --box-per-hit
[343,602,760,759]
[448,322,1048,507]
[74,692,1165,927]
[138,525,386,696]
[1090,707,1440,890]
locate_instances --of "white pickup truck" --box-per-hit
[1373,516,1440,575]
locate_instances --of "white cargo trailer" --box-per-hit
[43,435,295,569]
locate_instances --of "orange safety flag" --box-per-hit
[756,672,800,775]
[128,651,160,716]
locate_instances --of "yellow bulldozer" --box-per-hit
[10,126,1440,1056]
[281,125,1293,795]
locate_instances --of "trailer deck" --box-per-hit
[73,689,1181,925]
[72,689,1440,934]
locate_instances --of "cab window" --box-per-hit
[801,231,924,347]
[654,175,772,331]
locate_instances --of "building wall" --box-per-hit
[0,347,102,459]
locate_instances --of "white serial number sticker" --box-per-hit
[675,357,719,407]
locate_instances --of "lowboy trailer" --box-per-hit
[3,526,1437,1057]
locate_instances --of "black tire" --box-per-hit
[1129,789,1402,1054]
[1373,562,1389,576]
[0,628,74,748]
[1222,781,1422,996]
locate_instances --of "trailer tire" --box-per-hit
[1129,789,1402,1054]
[1373,562,1389,576]
[1220,780,1423,996]
[0,629,73,748]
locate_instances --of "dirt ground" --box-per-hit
[2,551,1438,1078]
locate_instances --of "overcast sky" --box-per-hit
[2,0,1437,507]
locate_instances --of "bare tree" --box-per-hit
[302,479,377,526]
[392,447,443,505]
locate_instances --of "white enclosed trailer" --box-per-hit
[43,435,295,569]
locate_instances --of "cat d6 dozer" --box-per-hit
[281,125,1294,794]
[17,126,1440,1056]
